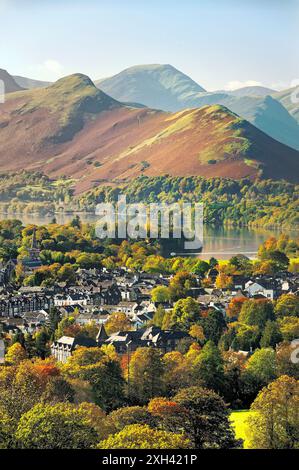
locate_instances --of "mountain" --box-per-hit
[201,94,299,152]
[96,64,206,111]
[273,87,299,125]
[0,69,24,93]
[227,86,276,97]
[96,65,299,151]
[13,75,51,89]
[0,74,298,194]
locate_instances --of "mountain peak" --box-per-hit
[51,73,96,92]
[96,64,206,111]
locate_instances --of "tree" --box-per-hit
[105,312,132,335]
[151,286,170,303]
[168,271,197,302]
[276,342,299,379]
[191,260,210,277]
[260,320,282,348]
[278,317,299,341]
[129,347,165,404]
[239,299,275,330]
[152,305,166,328]
[5,343,27,365]
[246,376,299,449]
[199,309,227,344]
[170,297,201,331]
[189,324,205,343]
[35,329,50,359]
[245,348,277,386]
[215,273,233,289]
[97,424,191,449]
[275,294,299,318]
[109,406,154,432]
[162,351,191,394]
[233,323,260,351]
[226,297,248,320]
[24,333,36,358]
[16,403,99,449]
[47,307,61,339]
[172,386,240,449]
[192,341,225,393]
[63,347,124,411]
[0,359,61,421]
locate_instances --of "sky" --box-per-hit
[0,0,299,91]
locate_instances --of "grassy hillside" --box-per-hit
[0,75,299,193]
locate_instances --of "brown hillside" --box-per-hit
[0,74,298,194]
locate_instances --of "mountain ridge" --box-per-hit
[0,74,298,194]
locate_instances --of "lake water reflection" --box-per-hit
[1,213,297,260]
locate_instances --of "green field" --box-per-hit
[230,410,254,449]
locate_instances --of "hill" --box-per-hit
[96,64,206,111]
[0,69,24,93]
[96,65,299,151]
[0,74,298,194]
[227,86,276,97]
[13,75,51,89]
[273,87,299,125]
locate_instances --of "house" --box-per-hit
[51,335,96,363]
[99,325,190,354]
[245,280,275,300]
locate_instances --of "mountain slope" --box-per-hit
[97,65,299,150]
[13,75,51,89]
[0,69,24,93]
[227,86,276,97]
[96,64,206,111]
[0,74,298,194]
[273,87,299,125]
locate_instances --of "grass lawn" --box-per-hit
[230,410,255,449]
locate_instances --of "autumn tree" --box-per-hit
[246,376,299,449]
[226,297,248,320]
[63,347,124,410]
[105,312,132,335]
[97,424,191,449]
[16,403,99,449]
[260,320,282,348]
[109,406,154,431]
[129,347,165,404]
[170,297,201,331]
[275,294,299,318]
[245,348,277,386]
[239,299,275,330]
[151,286,170,303]
[215,273,233,289]
[5,343,27,365]
[172,386,240,449]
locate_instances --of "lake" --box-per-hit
[0,213,297,260]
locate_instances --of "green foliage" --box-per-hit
[15,403,99,449]
[98,423,191,449]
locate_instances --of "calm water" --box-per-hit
[1,213,297,260]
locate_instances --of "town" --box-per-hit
[0,219,298,449]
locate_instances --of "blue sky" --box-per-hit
[1,0,298,90]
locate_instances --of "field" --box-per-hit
[230,410,255,449]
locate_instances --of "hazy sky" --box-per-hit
[1,0,299,90]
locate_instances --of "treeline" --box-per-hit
[78,175,299,228]
[0,172,298,228]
